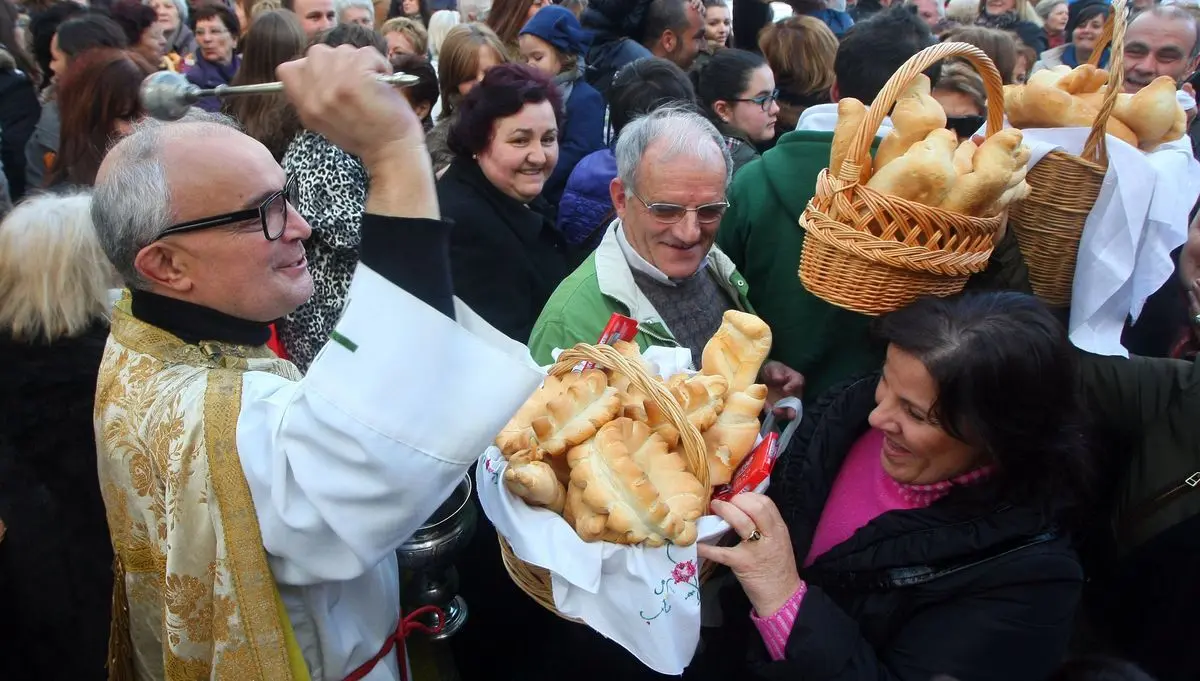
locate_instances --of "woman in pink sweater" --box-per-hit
[698,291,1092,681]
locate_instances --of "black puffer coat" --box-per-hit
[0,324,113,680]
[710,374,1084,681]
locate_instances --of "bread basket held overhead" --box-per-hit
[1007,0,1128,308]
[798,42,1006,316]
[497,343,714,621]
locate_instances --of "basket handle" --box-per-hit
[1081,0,1129,166]
[841,42,1005,182]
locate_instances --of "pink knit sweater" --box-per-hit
[750,428,993,660]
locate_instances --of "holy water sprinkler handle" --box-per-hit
[140,70,421,121]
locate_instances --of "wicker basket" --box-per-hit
[798,42,1006,315]
[497,343,715,621]
[1008,0,1128,307]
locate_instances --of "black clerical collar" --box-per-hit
[130,289,272,347]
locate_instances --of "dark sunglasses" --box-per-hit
[155,176,298,242]
[946,115,986,140]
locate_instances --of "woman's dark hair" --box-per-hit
[107,0,157,45]
[940,25,1018,85]
[224,9,305,161]
[0,0,42,82]
[390,52,439,131]
[193,2,241,37]
[837,6,939,103]
[448,62,563,158]
[874,291,1092,516]
[608,56,696,137]
[28,1,86,89]
[50,47,152,187]
[55,13,128,60]
[312,21,386,53]
[1048,656,1158,681]
[688,48,765,125]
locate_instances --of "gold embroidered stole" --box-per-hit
[96,298,310,680]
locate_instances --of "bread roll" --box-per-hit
[939,129,1027,216]
[529,369,622,456]
[666,373,728,431]
[831,98,872,183]
[1056,64,1108,94]
[866,128,959,207]
[701,311,773,393]
[953,139,978,176]
[703,384,768,486]
[1112,76,1186,149]
[504,450,567,514]
[496,373,580,457]
[567,418,705,546]
[873,74,948,173]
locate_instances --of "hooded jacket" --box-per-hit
[581,0,654,97]
[0,45,41,202]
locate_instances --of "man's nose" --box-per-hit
[671,212,701,241]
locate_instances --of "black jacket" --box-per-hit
[0,46,41,202]
[437,159,577,343]
[0,324,113,680]
[719,374,1083,681]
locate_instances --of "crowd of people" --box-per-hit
[0,0,1198,679]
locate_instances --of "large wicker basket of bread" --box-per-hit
[798,42,1025,315]
[1005,0,1183,306]
[492,312,774,620]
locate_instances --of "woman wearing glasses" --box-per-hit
[689,48,779,174]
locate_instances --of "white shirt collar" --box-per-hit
[615,220,709,287]
[795,101,895,137]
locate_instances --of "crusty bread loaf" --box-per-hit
[703,384,768,486]
[866,128,959,207]
[701,311,772,393]
[504,450,567,514]
[529,370,622,456]
[496,373,579,457]
[1114,76,1186,150]
[566,418,705,546]
[953,139,978,176]
[830,98,871,183]
[939,129,1028,215]
[873,74,947,173]
[1055,64,1108,94]
[666,373,728,432]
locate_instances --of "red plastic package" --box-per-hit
[713,432,780,504]
[577,312,639,371]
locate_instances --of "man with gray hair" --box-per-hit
[529,107,804,403]
[336,0,376,26]
[1124,4,1200,93]
[91,45,539,681]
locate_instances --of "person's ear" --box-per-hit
[414,100,432,122]
[662,29,678,54]
[610,176,629,220]
[713,100,733,123]
[830,80,841,102]
[134,242,194,294]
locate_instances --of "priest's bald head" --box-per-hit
[91,113,314,323]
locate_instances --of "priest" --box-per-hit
[90,45,541,680]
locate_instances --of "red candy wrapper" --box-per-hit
[576,313,639,372]
[713,432,780,504]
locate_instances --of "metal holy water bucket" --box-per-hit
[395,475,477,640]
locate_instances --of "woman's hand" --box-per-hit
[697,494,803,617]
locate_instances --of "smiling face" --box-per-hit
[611,138,727,279]
[1123,12,1200,93]
[477,100,560,203]
[867,345,986,486]
[1072,13,1106,54]
[704,4,730,48]
[196,16,237,65]
[126,127,314,323]
[519,33,563,76]
[984,0,1015,15]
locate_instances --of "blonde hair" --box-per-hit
[251,0,284,18]
[946,0,981,23]
[758,16,837,128]
[382,16,430,55]
[437,23,509,118]
[0,193,117,343]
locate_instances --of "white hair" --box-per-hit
[0,192,118,342]
[91,111,241,289]
[427,10,461,57]
[905,0,946,18]
[614,106,733,195]
[335,0,376,24]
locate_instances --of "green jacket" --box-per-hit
[717,128,1032,399]
[528,221,754,367]
[716,129,883,399]
[1078,352,1200,555]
